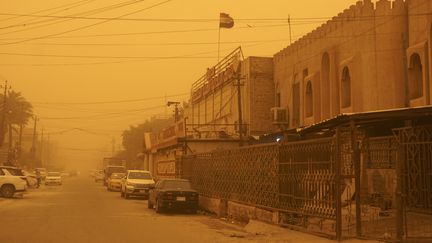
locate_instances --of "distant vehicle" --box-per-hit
[107,172,125,191]
[120,170,154,199]
[61,171,70,177]
[69,170,79,177]
[102,157,126,186]
[45,172,62,186]
[94,170,104,182]
[89,170,97,178]
[103,166,126,186]
[22,170,38,188]
[35,168,47,180]
[0,167,27,198]
[148,179,198,214]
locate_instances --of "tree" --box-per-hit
[3,91,33,125]
[119,117,173,168]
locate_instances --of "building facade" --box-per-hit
[273,0,431,130]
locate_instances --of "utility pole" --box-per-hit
[31,116,38,163]
[40,128,44,167]
[0,80,10,147]
[288,14,292,45]
[111,138,115,156]
[235,73,244,146]
[46,135,50,168]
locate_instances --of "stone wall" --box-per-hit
[274,0,409,129]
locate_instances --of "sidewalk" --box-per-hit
[218,219,382,243]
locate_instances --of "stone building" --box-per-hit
[186,47,274,139]
[273,0,431,130]
[143,48,275,177]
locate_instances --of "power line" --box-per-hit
[39,104,165,120]
[0,0,93,22]
[33,92,189,105]
[0,0,173,45]
[0,23,291,41]
[0,52,215,59]
[1,12,431,23]
[0,0,143,35]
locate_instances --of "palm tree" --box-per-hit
[0,91,33,148]
[4,91,33,125]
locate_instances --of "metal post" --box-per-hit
[351,121,362,237]
[236,73,243,146]
[395,132,404,242]
[335,127,342,240]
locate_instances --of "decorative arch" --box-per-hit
[408,53,423,100]
[305,81,313,117]
[341,66,351,108]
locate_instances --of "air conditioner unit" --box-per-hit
[271,107,288,125]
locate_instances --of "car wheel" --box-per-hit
[155,199,163,213]
[1,185,15,198]
[148,200,153,209]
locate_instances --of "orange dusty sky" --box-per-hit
[0,0,364,169]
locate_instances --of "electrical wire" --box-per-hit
[32,92,189,105]
[0,0,173,45]
[0,23,290,41]
[0,52,215,59]
[1,12,431,23]
[0,0,144,35]
[0,0,93,22]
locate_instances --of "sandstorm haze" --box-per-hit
[1,0,359,171]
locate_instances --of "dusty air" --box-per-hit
[1,0,432,242]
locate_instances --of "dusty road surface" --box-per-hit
[0,177,379,243]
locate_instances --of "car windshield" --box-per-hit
[47,172,61,177]
[107,167,125,173]
[111,173,124,179]
[163,180,192,190]
[5,168,24,176]
[128,172,151,180]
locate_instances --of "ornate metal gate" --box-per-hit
[394,125,432,240]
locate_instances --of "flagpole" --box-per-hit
[218,26,221,63]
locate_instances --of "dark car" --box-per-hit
[148,179,199,214]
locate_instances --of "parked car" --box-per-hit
[94,170,104,182]
[107,172,125,191]
[45,172,62,185]
[148,179,198,213]
[104,166,126,186]
[34,168,47,180]
[22,170,38,188]
[0,167,27,198]
[120,170,154,199]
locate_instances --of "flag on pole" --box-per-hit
[219,13,234,28]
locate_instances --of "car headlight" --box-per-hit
[126,182,135,187]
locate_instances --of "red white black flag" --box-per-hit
[219,13,234,28]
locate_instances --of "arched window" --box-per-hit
[321,53,330,118]
[341,66,351,108]
[408,53,423,99]
[305,81,313,117]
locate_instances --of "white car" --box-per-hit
[0,167,27,198]
[45,172,62,185]
[120,170,155,199]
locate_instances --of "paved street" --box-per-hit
[0,176,379,243]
